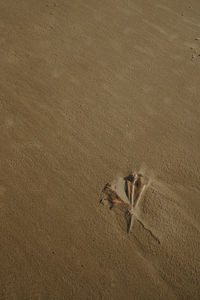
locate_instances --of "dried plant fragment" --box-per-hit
[100,173,160,243]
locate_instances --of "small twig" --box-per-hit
[134,184,146,209]
[128,174,138,233]
[131,177,135,208]
[127,180,132,204]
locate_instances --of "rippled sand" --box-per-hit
[0,0,200,299]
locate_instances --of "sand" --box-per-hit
[0,0,200,299]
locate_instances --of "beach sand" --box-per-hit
[0,0,200,299]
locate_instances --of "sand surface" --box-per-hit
[0,0,200,299]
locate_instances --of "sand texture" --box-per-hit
[0,0,200,299]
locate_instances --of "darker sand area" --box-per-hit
[0,0,200,299]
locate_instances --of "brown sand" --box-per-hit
[0,0,200,299]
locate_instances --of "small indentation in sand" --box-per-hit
[189,39,200,61]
